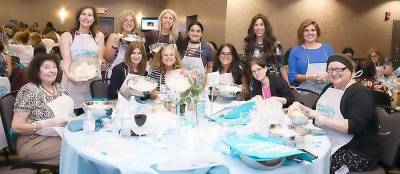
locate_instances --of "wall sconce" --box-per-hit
[58,7,68,24]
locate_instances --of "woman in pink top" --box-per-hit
[249,58,294,107]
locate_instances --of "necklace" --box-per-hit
[40,84,56,96]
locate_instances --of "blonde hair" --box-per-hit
[151,45,181,74]
[158,9,179,42]
[13,31,30,44]
[43,31,59,43]
[297,19,321,45]
[118,10,137,34]
[29,32,42,47]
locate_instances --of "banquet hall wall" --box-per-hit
[1,0,400,58]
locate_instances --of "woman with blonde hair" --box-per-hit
[145,9,183,57]
[148,45,181,99]
[104,10,143,77]
[288,19,334,94]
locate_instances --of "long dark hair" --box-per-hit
[244,14,276,63]
[212,43,244,84]
[70,5,99,38]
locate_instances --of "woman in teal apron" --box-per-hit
[60,5,104,115]
[289,55,379,173]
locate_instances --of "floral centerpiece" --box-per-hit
[177,68,206,106]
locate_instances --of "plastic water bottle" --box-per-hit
[159,84,167,100]
[83,110,95,135]
[120,114,132,138]
[196,91,207,118]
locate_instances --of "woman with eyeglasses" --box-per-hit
[288,19,334,94]
[368,48,393,77]
[144,9,183,57]
[243,14,285,80]
[212,43,249,100]
[288,55,378,173]
[148,44,181,99]
[104,10,144,78]
[178,21,213,72]
[249,58,294,107]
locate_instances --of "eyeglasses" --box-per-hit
[221,52,232,56]
[251,67,265,74]
[327,67,347,73]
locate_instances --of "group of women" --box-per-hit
[7,5,388,173]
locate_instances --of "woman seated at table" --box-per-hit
[369,48,393,76]
[212,43,249,100]
[288,55,378,173]
[249,58,294,107]
[148,44,181,99]
[11,53,74,165]
[108,41,148,99]
[355,59,399,107]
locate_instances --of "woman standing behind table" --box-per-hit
[178,21,213,72]
[11,53,74,165]
[148,44,181,99]
[59,5,104,115]
[144,9,183,58]
[104,10,143,78]
[243,14,285,79]
[107,41,148,99]
[212,43,249,100]
[368,48,393,77]
[288,19,334,94]
[288,55,379,173]
[249,58,294,108]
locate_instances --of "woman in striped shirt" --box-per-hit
[148,44,181,99]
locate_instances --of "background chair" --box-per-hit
[290,88,320,108]
[0,91,59,174]
[353,106,400,174]
[90,79,110,99]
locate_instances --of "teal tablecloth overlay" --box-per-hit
[222,101,255,119]
[207,113,250,126]
[223,135,315,162]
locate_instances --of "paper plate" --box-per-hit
[165,69,191,93]
[69,57,100,81]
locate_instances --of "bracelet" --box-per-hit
[32,122,41,132]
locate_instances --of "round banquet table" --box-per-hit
[60,111,331,174]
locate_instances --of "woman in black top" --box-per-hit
[144,9,183,57]
[289,55,379,173]
[249,58,293,108]
[243,14,284,78]
[212,43,249,100]
[107,41,147,99]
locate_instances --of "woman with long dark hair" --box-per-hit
[243,14,284,78]
[212,43,249,100]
